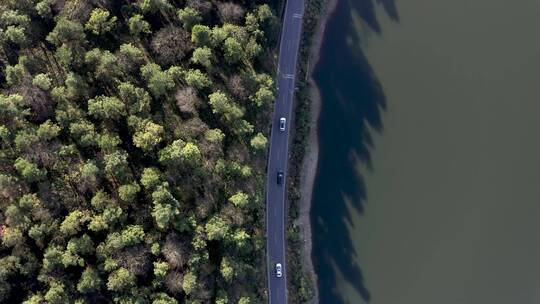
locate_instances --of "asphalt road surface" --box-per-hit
[266,0,305,303]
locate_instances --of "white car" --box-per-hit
[275,263,283,278]
[279,118,286,131]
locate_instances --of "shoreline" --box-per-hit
[297,0,339,302]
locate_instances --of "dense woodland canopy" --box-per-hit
[0,0,279,303]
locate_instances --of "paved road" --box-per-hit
[266,0,305,303]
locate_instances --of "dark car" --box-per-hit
[277,171,284,185]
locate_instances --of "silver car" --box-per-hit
[279,117,286,131]
[275,263,283,278]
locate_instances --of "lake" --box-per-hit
[310,0,540,303]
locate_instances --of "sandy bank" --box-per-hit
[297,0,339,302]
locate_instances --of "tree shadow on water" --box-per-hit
[311,0,398,303]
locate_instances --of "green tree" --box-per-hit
[77,267,102,293]
[54,45,73,67]
[245,12,259,33]
[118,82,151,116]
[231,229,250,250]
[70,120,98,147]
[208,91,244,122]
[152,203,177,230]
[1,227,24,247]
[118,43,146,74]
[128,14,151,36]
[177,7,201,30]
[158,139,185,166]
[184,69,211,89]
[205,215,229,241]
[118,183,141,203]
[140,167,163,190]
[180,142,202,166]
[229,191,249,208]
[220,257,234,282]
[103,150,130,181]
[85,49,122,83]
[85,8,117,35]
[14,157,46,183]
[76,160,100,191]
[141,63,175,97]
[151,185,180,229]
[245,38,262,59]
[238,297,251,304]
[29,223,54,244]
[153,293,178,304]
[43,245,64,272]
[231,119,254,137]
[46,18,85,46]
[132,119,164,152]
[88,205,123,232]
[216,290,228,304]
[62,234,94,267]
[60,210,90,237]
[5,64,24,86]
[35,0,54,18]
[250,132,267,152]
[251,86,274,107]
[32,73,52,90]
[44,281,66,304]
[139,0,173,15]
[22,294,44,304]
[256,4,278,43]
[0,125,9,142]
[4,25,27,45]
[69,235,94,256]
[120,225,145,247]
[191,24,212,46]
[88,96,126,120]
[182,271,197,295]
[205,128,225,143]
[107,268,135,292]
[153,261,169,279]
[1,10,30,28]
[223,37,244,64]
[191,47,213,68]
[36,120,60,141]
[65,73,88,100]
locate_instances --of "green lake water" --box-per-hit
[311,0,540,303]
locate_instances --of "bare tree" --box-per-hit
[151,26,193,66]
[175,87,200,115]
[117,245,152,277]
[227,74,250,101]
[164,270,184,295]
[187,0,213,17]
[162,233,189,269]
[217,2,245,24]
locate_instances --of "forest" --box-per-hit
[0,0,279,303]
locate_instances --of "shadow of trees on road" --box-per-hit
[310,0,398,303]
